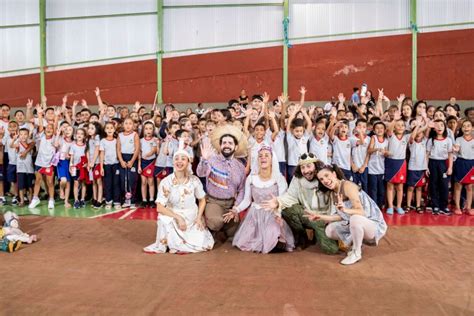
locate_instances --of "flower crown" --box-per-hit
[297,152,318,166]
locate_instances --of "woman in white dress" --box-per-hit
[143,141,214,254]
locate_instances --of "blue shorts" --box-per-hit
[0,164,3,181]
[57,159,71,181]
[6,164,16,183]
[17,173,33,190]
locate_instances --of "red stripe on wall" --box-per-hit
[1,29,473,106]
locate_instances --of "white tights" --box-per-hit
[325,215,376,253]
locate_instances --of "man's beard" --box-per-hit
[303,172,315,181]
[222,149,235,158]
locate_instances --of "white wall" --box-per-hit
[290,0,411,45]
[0,0,40,72]
[1,0,474,76]
[418,0,474,33]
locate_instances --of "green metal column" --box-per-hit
[410,0,417,100]
[283,0,289,95]
[39,0,47,99]
[157,0,164,104]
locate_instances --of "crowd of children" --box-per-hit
[0,86,472,215]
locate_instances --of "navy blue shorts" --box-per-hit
[6,164,17,183]
[57,159,71,181]
[0,164,4,181]
[17,173,34,190]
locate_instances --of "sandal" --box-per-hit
[416,207,424,214]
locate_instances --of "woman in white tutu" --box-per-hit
[224,146,295,253]
[143,141,214,254]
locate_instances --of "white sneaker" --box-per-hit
[122,199,131,208]
[28,197,40,209]
[340,248,362,265]
[48,199,55,209]
[143,243,165,254]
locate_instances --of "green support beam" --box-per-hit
[157,0,164,104]
[411,0,417,101]
[164,3,283,9]
[283,0,289,95]
[0,23,39,29]
[46,11,156,22]
[39,0,47,99]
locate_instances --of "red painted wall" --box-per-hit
[1,29,473,106]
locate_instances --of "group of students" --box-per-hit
[0,86,472,217]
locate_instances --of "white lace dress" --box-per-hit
[144,174,214,253]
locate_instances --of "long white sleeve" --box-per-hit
[235,176,253,213]
[277,174,288,195]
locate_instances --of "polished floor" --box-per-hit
[4,200,474,226]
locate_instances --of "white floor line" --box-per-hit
[118,208,138,220]
[89,208,130,219]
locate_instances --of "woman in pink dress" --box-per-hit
[224,146,294,253]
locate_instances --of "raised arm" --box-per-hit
[95,87,105,111]
[286,104,300,133]
[396,93,405,111]
[298,86,306,107]
[386,111,400,137]
[268,110,279,142]
[243,107,253,137]
[300,107,313,133]
[279,93,288,129]
[26,99,34,122]
[36,105,45,133]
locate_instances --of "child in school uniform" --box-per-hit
[160,121,180,177]
[29,110,58,210]
[138,121,158,208]
[426,119,453,215]
[55,122,74,208]
[309,120,331,165]
[272,126,287,177]
[99,122,121,210]
[406,118,429,213]
[385,114,409,215]
[15,128,35,206]
[166,129,194,170]
[247,122,273,174]
[286,106,312,182]
[86,122,104,208]
[5,121,19,205]
[117,117,140,208]
[452,120,473,215]
[69,128,88,209]
[367,121,388,208]
[350,119,370,192]
[329,119,353,181]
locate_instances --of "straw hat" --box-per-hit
[210,124,248,158]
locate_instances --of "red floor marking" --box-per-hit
[96,207,474,226]
[383,212,474,226]
[125,207,158,220]
[98,209,131,220]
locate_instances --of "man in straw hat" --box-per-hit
[261,153,339,254]
[196,124,248,242]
